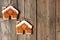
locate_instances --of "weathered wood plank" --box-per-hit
[37,0,56,40]
[0,20,16,40]
[12,0,18,8]
[25,0,36,40]
[7,0,18,40]
[18,0,25,21]
[37,0,48,40]
[0,0,18,40]
[0,0,9,7]
[17,0,25,40]
[5,21,11,40]
[10,20,17,40]
[0,18,2,40]
[1,22,8,40]
[56,0,60,32]
[56,0,60,40]
[24,0,31,40]
[48,0,56,40]
[0,0,9,11]
[1,20,10,40]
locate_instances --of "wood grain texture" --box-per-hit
[0,0,17,40]
[0,18,2,40]
[10,20,17,40]
[0,19,17,40]
[25,0,36,40]
[1,21,8,40]
[0,0,9,11]
[18,0,25,21]
[1,20,10,40]
[48,0,56,40]
[37,0,48,40]
[18,0,36,40]
[12,0,18,8]
[9,0,17,40]
[0,0,57,40]
[56,0,60,33]
[17,0,25,40]
[37,0,56,40]
[56,0,60,40]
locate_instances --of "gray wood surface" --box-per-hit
[10,20,17,40]
[0,0,59,40]
[0,0,17,40]
[37,0,56,40]
[0,19,10,40]
[25,0,36,40]
[56,0,60,40]
[37,0,49,40]
[17,0,25,40]
[0,19,17,40]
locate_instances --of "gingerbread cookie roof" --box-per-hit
[16,20,32,28]
[2,6,18,14]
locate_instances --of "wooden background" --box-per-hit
[0,0,60,40]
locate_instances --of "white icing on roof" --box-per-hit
[2,6,18,14]
[16,20,32,28]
